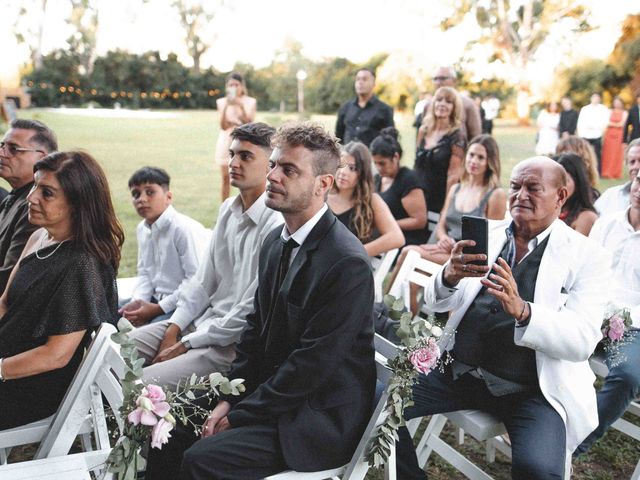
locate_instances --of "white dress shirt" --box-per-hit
[132,205,209,313]
[577,103,610,140]
[280,204,328,265]
[170,193,283,349]
[589,207,640,326]
[594,182,631,216]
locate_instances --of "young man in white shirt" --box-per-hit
[575,168,640,455]
[577,93,610,172]
[120,167,209,326]
[130,122,283,389]
[595,139,640,216]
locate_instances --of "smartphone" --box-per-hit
[461,215,488,266]
[227,86,237,99]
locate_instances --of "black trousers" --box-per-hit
[145,418,286,480]
[585,137,602,174]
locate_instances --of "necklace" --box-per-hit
[35,236,68,260]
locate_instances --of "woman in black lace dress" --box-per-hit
[0,151,124,429]
[415,86,466,215]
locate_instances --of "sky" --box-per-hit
[1,0,637,90]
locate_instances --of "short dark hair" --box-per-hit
[357,68,376,79]
[10,118,58,153]
[370,127,403,159]
[272,122,341,176]
[128,166,171,189]
[34,151,125,271]
[230,122,276,149]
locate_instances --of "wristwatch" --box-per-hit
[181,338,192,350]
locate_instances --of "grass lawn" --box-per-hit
[6,108,636,478]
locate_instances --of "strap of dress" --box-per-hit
[478,187,496,212]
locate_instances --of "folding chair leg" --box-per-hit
[0,448,8,465]
[631,459,640,480]
[457,427,465,445]
[415,414,448,468]
[384,442,396,480]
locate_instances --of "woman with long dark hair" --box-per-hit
[556,153,598,236]
[0,151,124,429]
[328,141,404,256]
[371,127,427,245]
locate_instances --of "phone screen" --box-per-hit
[461,215,488,266]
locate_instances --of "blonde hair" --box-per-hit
[556,136,599,188]
[422,86,462,135]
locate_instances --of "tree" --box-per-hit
[11,0,49,69]
[172,0,224,74]
[607,14,640,99]
[66,0,99,75]
[441,0,591,123]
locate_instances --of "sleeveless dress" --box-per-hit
[428,184,496,243]
[601,110,624,179]
[215,96,257,166]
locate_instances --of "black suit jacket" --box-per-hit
[625,105,640,143]
[222,209,376,471]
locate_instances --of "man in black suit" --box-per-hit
[624,93,640,144]
[147,122,376,480]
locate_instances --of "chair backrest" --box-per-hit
[34,323,125,459]
[373,249,399,303]
[388,250,441,310]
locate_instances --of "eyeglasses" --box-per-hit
[338,163,358,172]
[0,141,45,157]
[432,76,452,82]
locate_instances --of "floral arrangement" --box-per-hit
[601,305,633,367]
[367,295,445,468]
[106,318,245,480]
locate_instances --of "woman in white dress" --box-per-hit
[535,101,560,156]
[215,72,257,201]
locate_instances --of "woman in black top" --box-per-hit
[371,128,427,245]
[328,141,404,256]
[415,86,466,214]
[0,151,124,429]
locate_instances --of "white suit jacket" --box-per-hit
[424,218,612,453]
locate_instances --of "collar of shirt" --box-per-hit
[280,203,328,248]
[620,206,640,233]
[504,220,555,267]
[351,95,376,108]
[229,191,269,225]
[144,204,176,232]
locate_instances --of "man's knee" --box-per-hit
[181,438,222,479]
[511,453,565,480]
[608,362,640,392]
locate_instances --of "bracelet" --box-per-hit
[516,301,529,324]
[0,357,4,382]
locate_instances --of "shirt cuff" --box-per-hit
[168,309,193,332]
[158,295,177,314]
[434,267,458,299]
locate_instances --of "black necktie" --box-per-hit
[277,238,299,290]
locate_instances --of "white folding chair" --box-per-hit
[265,344,396,480]
[387,249,441,312]
[372,249,399,303]
[0,323,125,474]
[590,354,640,480]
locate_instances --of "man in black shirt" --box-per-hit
[559,96,579,140]
[0,119,57,292]
[335,68,394,147]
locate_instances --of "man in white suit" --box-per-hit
[396,157,611,479]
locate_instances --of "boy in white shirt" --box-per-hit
[119,167,208,326]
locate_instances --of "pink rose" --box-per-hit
[607,314,626,341]
[150,418,173,449]
[127,386,171,426]
[409,339,440,375]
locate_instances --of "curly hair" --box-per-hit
[271,121,341,176]
[556,136,599,189]
[339,142,375,242]
[421,86,462,135]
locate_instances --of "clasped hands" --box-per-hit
[118,299,164,327]
[444,240,529,321]
[201,401,232,439]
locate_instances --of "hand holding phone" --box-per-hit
[461,215,488,266]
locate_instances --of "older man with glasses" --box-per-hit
[0,119,58,292]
